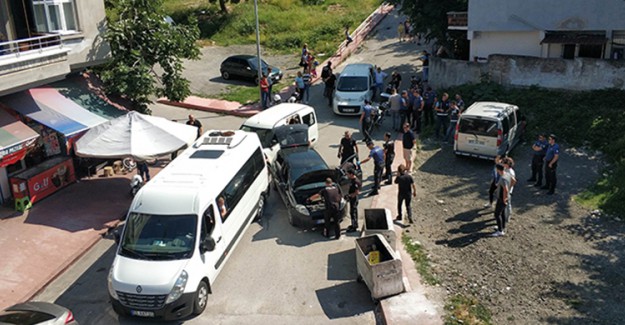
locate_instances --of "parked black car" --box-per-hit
[271,145,361,228]
[220,55,283,85]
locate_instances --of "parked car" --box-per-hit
[454,101,522,159]
[332,63,375,115]
[271,146,361,228]
[220,55,283,85]
[0,301,78,324]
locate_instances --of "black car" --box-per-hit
[220,55,283,85]
[271,146,361,228]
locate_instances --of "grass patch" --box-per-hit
[444,294,492,325]
[401,233,439,285]
[443,82,625,217]
[210,81,287,103]
[163,0,384,54]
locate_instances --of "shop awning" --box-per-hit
[541,32,607,45]
[0,87,108,137]
[0,108,39,167]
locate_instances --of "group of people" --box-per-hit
[397,20,420,44]
[291,43,321,105]
[485,133,560,237]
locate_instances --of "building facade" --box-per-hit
[463,0,625,61]
[0,0,109,97]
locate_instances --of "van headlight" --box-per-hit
[108,268,118,300]
[295,204,310,216]
[166,270,188,304]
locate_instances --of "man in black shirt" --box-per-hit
[346,169,361,232]
[402,123,416,172]
[337,131,359,164]
[395,164,416,223]
[309,178,343,239]
[186,114,203,139]
[382,132,395,185]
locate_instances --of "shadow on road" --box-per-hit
[315,281,374,320]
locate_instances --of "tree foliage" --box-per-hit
[392,0,467,55]
[102,0,200,112]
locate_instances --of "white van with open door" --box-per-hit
[454,101,521,159]
[108,130,269,320]
[240,103,318,165]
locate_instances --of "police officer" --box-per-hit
[346,169,361,232]
[360,100,374,143]
[542,134,560,195]
[308,178,343,239]
[382,132,395,184]
[359,141,385,196]
[527,133,548,187]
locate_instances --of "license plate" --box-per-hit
[468,139,485,145]
[131,310,155,317]
[315,219,324,224]
[343,109,355,113]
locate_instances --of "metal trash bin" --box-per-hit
[355,234,404,300]
[363,208,396,251]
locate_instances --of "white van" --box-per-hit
[332,63,375,115]
[108,130,269,320]
[454,101,521,159]
[240,103,318,165]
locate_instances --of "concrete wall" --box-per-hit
[66,0,110,70]
[430,55,625,90]
[469,0,625,31]
[470,31,542,59]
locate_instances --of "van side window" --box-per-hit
[502,115,510,135]
[201,205,216,239]
[508,110,517,128]
[219,148,265,222]
[302,113,315,126]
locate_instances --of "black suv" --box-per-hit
[220,55,283,85]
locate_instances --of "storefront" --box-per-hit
[0,86,109,210]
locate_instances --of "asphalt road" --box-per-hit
[34,7,424,324]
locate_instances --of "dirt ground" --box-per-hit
[406,138,625,325]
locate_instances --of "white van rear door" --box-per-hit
[301,111,318,145]
[456,117,499,157]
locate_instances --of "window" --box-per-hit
[502,115,510,136]
[302,113,315,126]
[337,76,369,92]
[508,110,517,128]
[200,205,216,240]
[458,118,498,137]
[562,44,576,59]
[219,148,264,222]
[578,44,603,58]
[32,0,78,33]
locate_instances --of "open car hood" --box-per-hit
[275,124,309,149]
[293,169,337,189]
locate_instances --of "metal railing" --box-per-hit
[0,34,63,58]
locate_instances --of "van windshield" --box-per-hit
[458,118,498,137]
[337,76,369,92]
[120,213,197,260]
[240,125,273,148]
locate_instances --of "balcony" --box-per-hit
[0,34,71,96]
[447,11,468,30]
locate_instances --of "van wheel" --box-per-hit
[193,281,209,315]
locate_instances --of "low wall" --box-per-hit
[431,55,625,90]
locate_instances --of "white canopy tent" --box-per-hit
[74,111,198,161]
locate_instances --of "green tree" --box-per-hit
[102,0,200,112]
[392,0,468,57]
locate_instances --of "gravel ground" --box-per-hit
[406,138,625,325]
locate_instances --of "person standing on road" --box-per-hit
[360,100,374,143]
[492,164,511,237]
[397,22,405,42]
[260,74,270,109]
[137,161,150,182]
[346,169,361,233]
[294,71,305,102]
[321,62,335,106]
[388,88,401,131]
[373,67,388,101]
[434,93,450,140]
[417,51,430,82]
[382,132,395,185]
[484,155,503,208]
[527,133,548,187]
[359,141,384,197]
[444,100,460,144]
[302,67,312,104]
[395,164,416,224]
[502,156,517,222]
[455,94,465,111]
[423,87,436,126]
[411,89,424,134]
[399,90,410,127]
[542,134,560,195]
[338,131,359,165]
[308,178,342,239]
[390,71,402,91]
[186,114,203,139]
[402,123,416,172]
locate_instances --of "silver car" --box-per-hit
[0,301,78,325]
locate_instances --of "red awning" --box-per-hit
[0,108,39,167]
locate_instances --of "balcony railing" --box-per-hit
[0,34,63,58]
[447,11,468,30]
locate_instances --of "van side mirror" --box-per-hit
[200,237,216,253]
[113,228,121,245]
